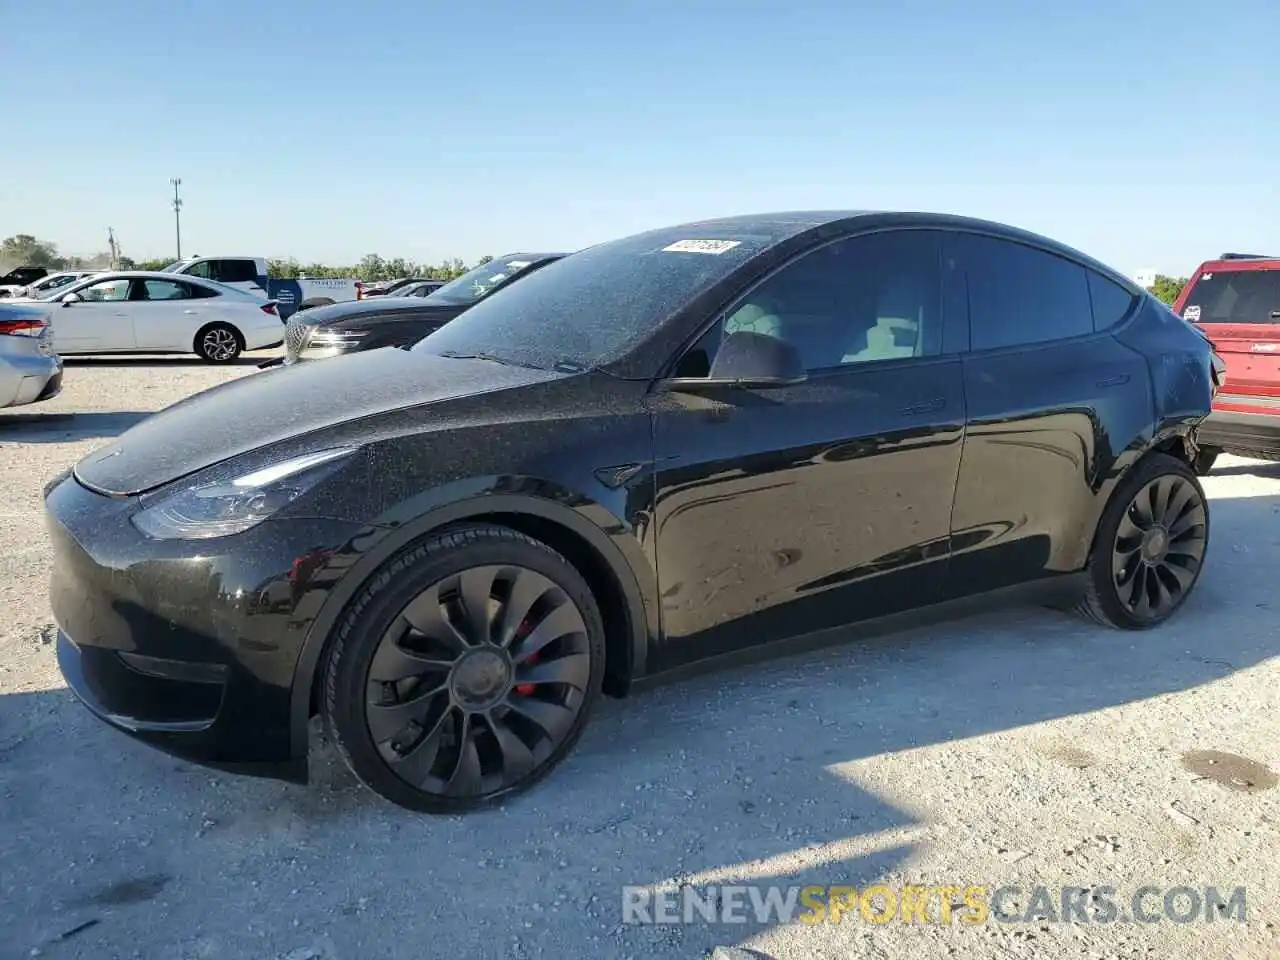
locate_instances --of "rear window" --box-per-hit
[1182,268,1280,325]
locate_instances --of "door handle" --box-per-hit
[1096,374,1130,388]
[900,397,946,415]
[183,309,197,314]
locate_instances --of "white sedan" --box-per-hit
[48,271,285,363]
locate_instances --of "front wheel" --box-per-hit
[1074,453,1210,629]
[323,525,606,813]
[194,322,243,363]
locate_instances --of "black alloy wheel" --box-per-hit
[324,526,605,812]
[1076,453,1209,629]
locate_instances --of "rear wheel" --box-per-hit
[194,322,243,363]
[323,525,605,813]
[1074,453,1209,629]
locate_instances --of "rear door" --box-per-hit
[53,277,137,353]
[944,231,1151,595]
[129,279,203,351]
[1180,266,1280,413]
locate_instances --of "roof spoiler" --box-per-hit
[1218,252,1275,260]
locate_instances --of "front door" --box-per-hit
[53,277,137,354]
[648,229,968,673]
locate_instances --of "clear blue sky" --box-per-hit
[5,0,1274,276]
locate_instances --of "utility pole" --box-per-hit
[170,177,183,260]
[107,227,120,269]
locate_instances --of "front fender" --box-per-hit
[286,480,658,762]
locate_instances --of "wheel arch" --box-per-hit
[289,493,655,762]
[1076,426,1201,572]
[192,319,244,356]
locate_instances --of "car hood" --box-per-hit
[324,302,468,332]
[72,347,568,497]
[300,298,471,330]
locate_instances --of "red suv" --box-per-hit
[1174,253,1280,470]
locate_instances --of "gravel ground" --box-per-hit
[1,354,1277,960]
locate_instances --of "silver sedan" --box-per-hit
[0,303,62,409]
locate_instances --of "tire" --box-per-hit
[1073,452,1210,629]
[1192,445,1220,476]
[322,524,606,813]
[194,322,243,363]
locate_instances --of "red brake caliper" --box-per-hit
[513,616,538,696]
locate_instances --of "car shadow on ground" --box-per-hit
[61,355,270,367]
[1209,460,1280,479]
[1,491,1277,958]
[0,410,153,442]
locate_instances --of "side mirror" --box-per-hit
[60,292,82,306]
[664,330,807,391]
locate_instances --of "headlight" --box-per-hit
[131,447,356,540]
[300,329,367,360]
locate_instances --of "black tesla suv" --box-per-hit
[46,211,1220,812]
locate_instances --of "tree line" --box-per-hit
[1,234,492,284]
[4,232,1193,304]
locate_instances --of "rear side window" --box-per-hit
[1182,269,1280,324]
[216,259,260,283]
[1087,271,1138,331]
[953,233,1093,350]
[184,282,219,300]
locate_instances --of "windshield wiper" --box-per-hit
[437,351,520,366]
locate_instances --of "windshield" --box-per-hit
[160,260,187,273]
[421,257,547,306]
[414,230,775,370]
[1183,268,1280,324]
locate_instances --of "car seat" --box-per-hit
[843,275,922,363]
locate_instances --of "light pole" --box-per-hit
[170,177,183,260]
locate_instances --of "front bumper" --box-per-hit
[45,473,368,782]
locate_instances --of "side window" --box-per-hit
[955,234,1093,350]
[139,280,188,301]
[1087,270,1138,331]
[706,231,942,374]
[219,259,260,283]
[78,278,131,302]
[184,260,214,280]
[184,282,219,300]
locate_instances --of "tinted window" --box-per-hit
[702,231,942,373]
[140,280,187,300]
[955,234,1093,349]
[1182,269,1280,324]
[1087,270,1138,331]
[184,261,213,280]
[217,259,260,283]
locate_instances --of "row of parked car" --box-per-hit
[30,209,1276,815]
[0,254,561,411]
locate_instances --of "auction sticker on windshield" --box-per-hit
[662,239,743,255]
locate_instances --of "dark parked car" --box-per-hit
[362,277,434,297]
[279,253,565,365]
[46,211,1218,813]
